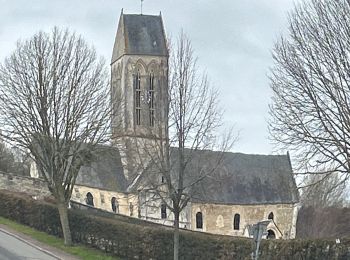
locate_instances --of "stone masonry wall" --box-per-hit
[71,184,139,217]
[0,171,50,197]
[192,202,298,239]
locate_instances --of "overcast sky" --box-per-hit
[0,0,297,154]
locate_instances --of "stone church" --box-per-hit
[31,12,299,239]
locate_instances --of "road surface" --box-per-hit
[0,229,57,260]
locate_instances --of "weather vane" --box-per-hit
[141,0,144,15]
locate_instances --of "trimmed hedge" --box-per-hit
[1,190,350,260]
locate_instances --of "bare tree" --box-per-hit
[300,173,348,208]
[0,128,29,176]
[269,0,350,185]
[0,28,111,245]
[0,142,16,173]
[297,206,350,238]
[134,32,235,260]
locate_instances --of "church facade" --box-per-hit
[31,12,299,239]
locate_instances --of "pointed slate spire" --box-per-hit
[111,13,168,64]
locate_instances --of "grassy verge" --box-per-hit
[0,216,119,260]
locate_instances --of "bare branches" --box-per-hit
[138,31,235,216]
[0,142,29,175]
[0,27,111,245]
[131,31,236,260]
[169,32,223,153]
[269,0,350,179]
[300,172,349,207]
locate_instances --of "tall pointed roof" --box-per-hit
[111,13,168,64]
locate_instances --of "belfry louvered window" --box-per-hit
[149,73,155,126]
[135,71,141,125]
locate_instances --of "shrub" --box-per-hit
[1,190,350,260]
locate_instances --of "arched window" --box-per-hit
[86,192,94,207]
[268,212,274,220]
[111,197,119,213]
[134,70,142,125]
[267,229,276,239]
[149,72,155,126]
[129,202,134,216]
[196,212,203,229]
[233,214,240,230]
[161,204,167,219]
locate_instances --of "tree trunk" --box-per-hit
[57,202,72,246]
[174,211,180,260]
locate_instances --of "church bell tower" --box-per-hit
[111,11,169,182]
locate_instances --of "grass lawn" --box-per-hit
[0,216,120,260]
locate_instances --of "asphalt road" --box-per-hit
[0,229,57,260]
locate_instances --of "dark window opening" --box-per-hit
[196,212,203,229]
[149,73,155,126]
[136,71,141,90]
[161,176,165,183]
[149,73,154,91]
[129,202,134,216]
[135,71,141,125]
[86,192,94,207]
[267,229,276,239]
[111,197,119,213]
[268,212,274,220]
[161,204,167,219]
[136,109,141,125]
[233,214,240,230]
[149,109,154,126]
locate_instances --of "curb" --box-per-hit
[0,227,61,259]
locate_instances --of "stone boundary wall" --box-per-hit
[70,200,131,220]
[70,200,189,230]
[0,171,50,197]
